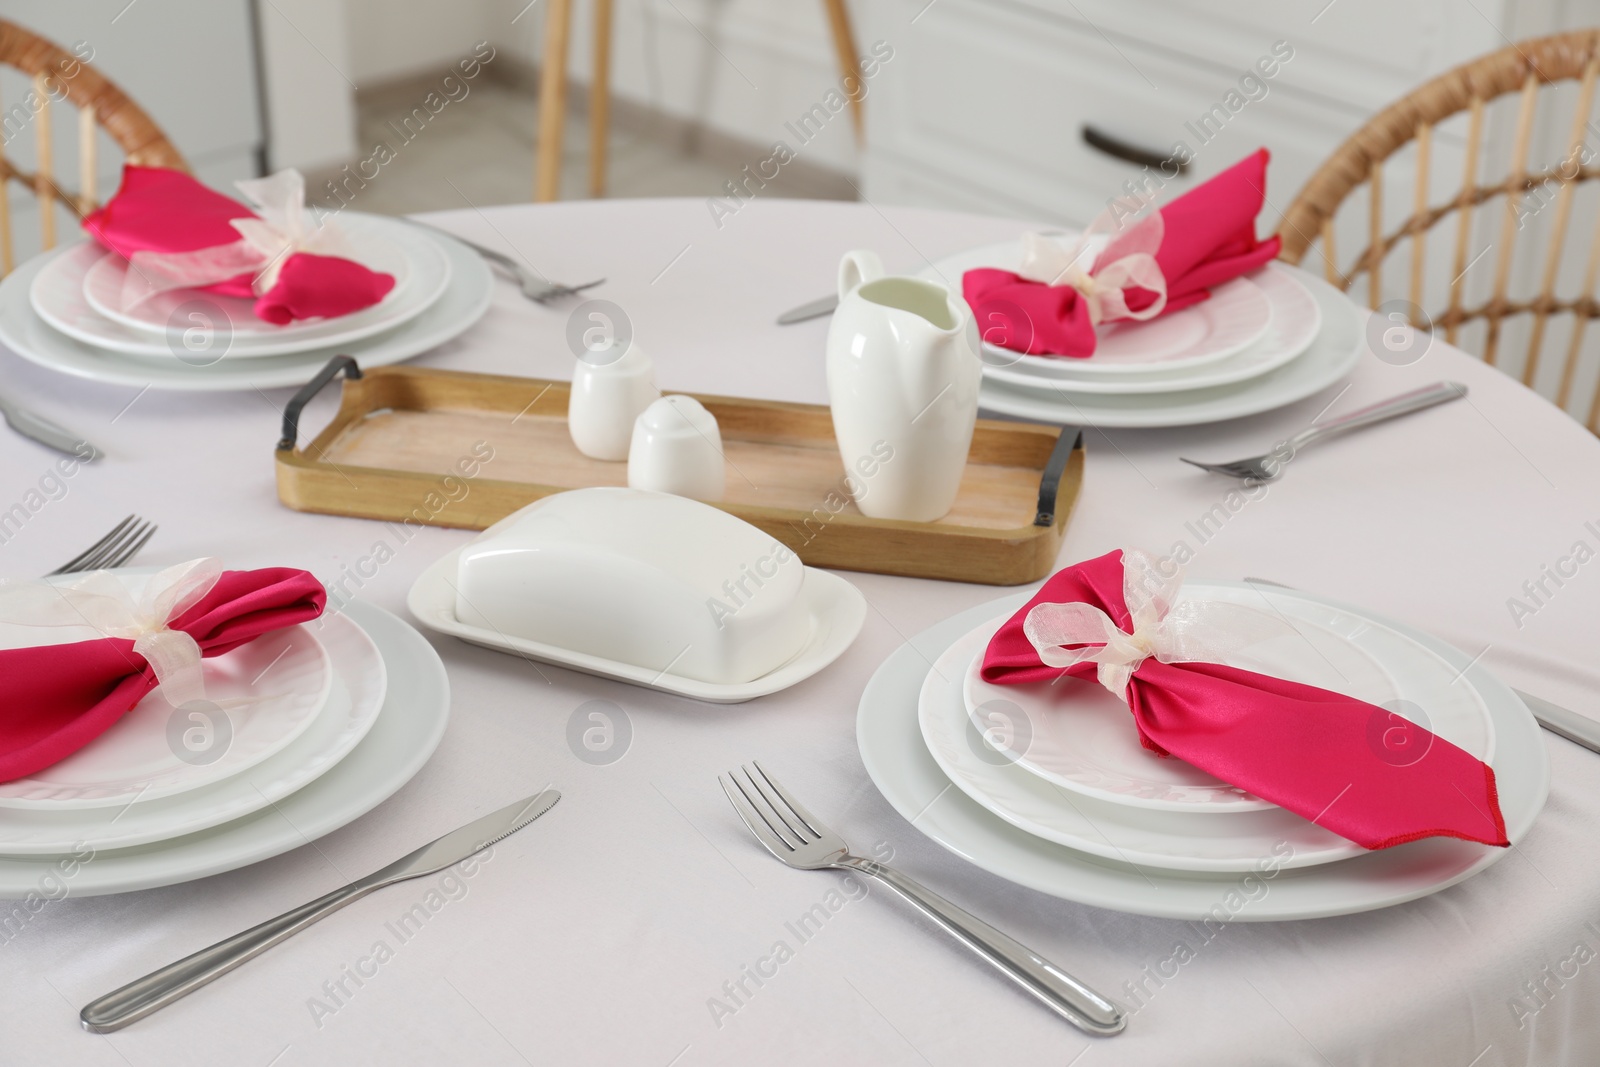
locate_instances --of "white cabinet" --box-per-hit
[859,0,1553,230]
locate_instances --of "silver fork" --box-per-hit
[406,219,604,303]
[48,515,157,576]
[1180,381,1468,482]
[720,762,1125,1036]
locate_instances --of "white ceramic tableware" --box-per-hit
[857,591,1547,921]
[408,519,866,703]
[32,213,451,358]
[964,582,1494,813]
[826,249,982,522]
[0,607,386,855]
[921,237,1273,374]
[626,395,726,501]
[0,624,332,810]
[0,226,492,391]
[452,488,807,684]
[569,341,658,460]
[976,270,1362,428]
[982,265,1322,394]
[922,623,1364,872]
[0,601,446,898]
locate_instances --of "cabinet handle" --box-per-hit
[1081,125,1189,175]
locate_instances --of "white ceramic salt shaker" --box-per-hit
[627,395,726,502]
[568,341,657,460]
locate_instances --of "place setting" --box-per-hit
[0,531,452,900]
[0,165,502,392]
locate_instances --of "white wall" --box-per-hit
[256,0,360,173]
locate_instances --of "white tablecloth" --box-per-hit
[2,199,1598,1067]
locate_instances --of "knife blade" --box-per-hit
[80,789,561,1033]
[776,293,838,325]
[0,395,100,460]
[1242,576,1600,755]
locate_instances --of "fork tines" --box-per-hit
[719,762,825,859]
[50,515,158,576]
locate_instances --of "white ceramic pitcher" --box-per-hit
[825,249,982,522]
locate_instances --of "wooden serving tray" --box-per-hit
[274,358,1083,585]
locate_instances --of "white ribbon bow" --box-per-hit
[1015,198,1169,328]
[120,169,361,310]
[0,558,222,707]
[1022,550,1297,701]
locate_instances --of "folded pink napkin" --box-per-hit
[0,563,326,782]
[83,165,395,325]
[980,549,1509,851]
[963,149,1283,357]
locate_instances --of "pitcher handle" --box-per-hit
[837,249,885,301]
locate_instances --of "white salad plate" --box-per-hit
[920,238,1272,373]
[0,622,332,810]
[76,213,449,352]
[858,590,1547,921]
[0,225,491,391]
[960,581,1493,814]
[922,622,1364,872]
[407,544,867,703]
[0,607,386,855]
[981,265,1321,395]
[0,602,445,897]
[975,269,1362,429]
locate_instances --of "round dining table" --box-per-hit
[1,198,1597,1067]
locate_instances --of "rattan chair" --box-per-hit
[1278,29,1600,430]
[0,19,185,277]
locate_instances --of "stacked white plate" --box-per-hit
[0,212,493,391]
[0,571,449,897]
[919,239,1363,428]
[858,583,1549,921]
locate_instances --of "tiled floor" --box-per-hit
[333,78,853,216]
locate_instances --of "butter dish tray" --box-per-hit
[406,546,866,703]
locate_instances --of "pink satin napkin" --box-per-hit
[0,561,326,783]
[83,165,396,325]
[962,149,1283,357]
[980,549,1509,850]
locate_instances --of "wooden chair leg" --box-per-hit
[821,0,864,143]
[534,0,575,202]
[588,0,613,199]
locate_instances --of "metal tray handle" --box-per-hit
[276,355,363,452]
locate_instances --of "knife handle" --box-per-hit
[80,881,375,1033]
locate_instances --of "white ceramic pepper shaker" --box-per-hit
[568,341,657,460]
[627,395,726,502]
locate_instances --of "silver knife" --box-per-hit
[0,393,100,460]
[80,789,561,1033]
[1513,688,1600,755]
[776,293,838,325]
[1242,577,1600,755]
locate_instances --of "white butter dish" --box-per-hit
[406,488,866,702]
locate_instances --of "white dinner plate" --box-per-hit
[0,622,332,810]
[858,590,1547,921]
[76,213,448,352]
[922,623,1364,872]
[975,269,1362,428]
[0,607,385,854]
[981,265,1321,394]
[0,602,445,897]
[921,238,1272,374]
[0,226,491,391]
[962,582,1493,813]
[406,546,867,703]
